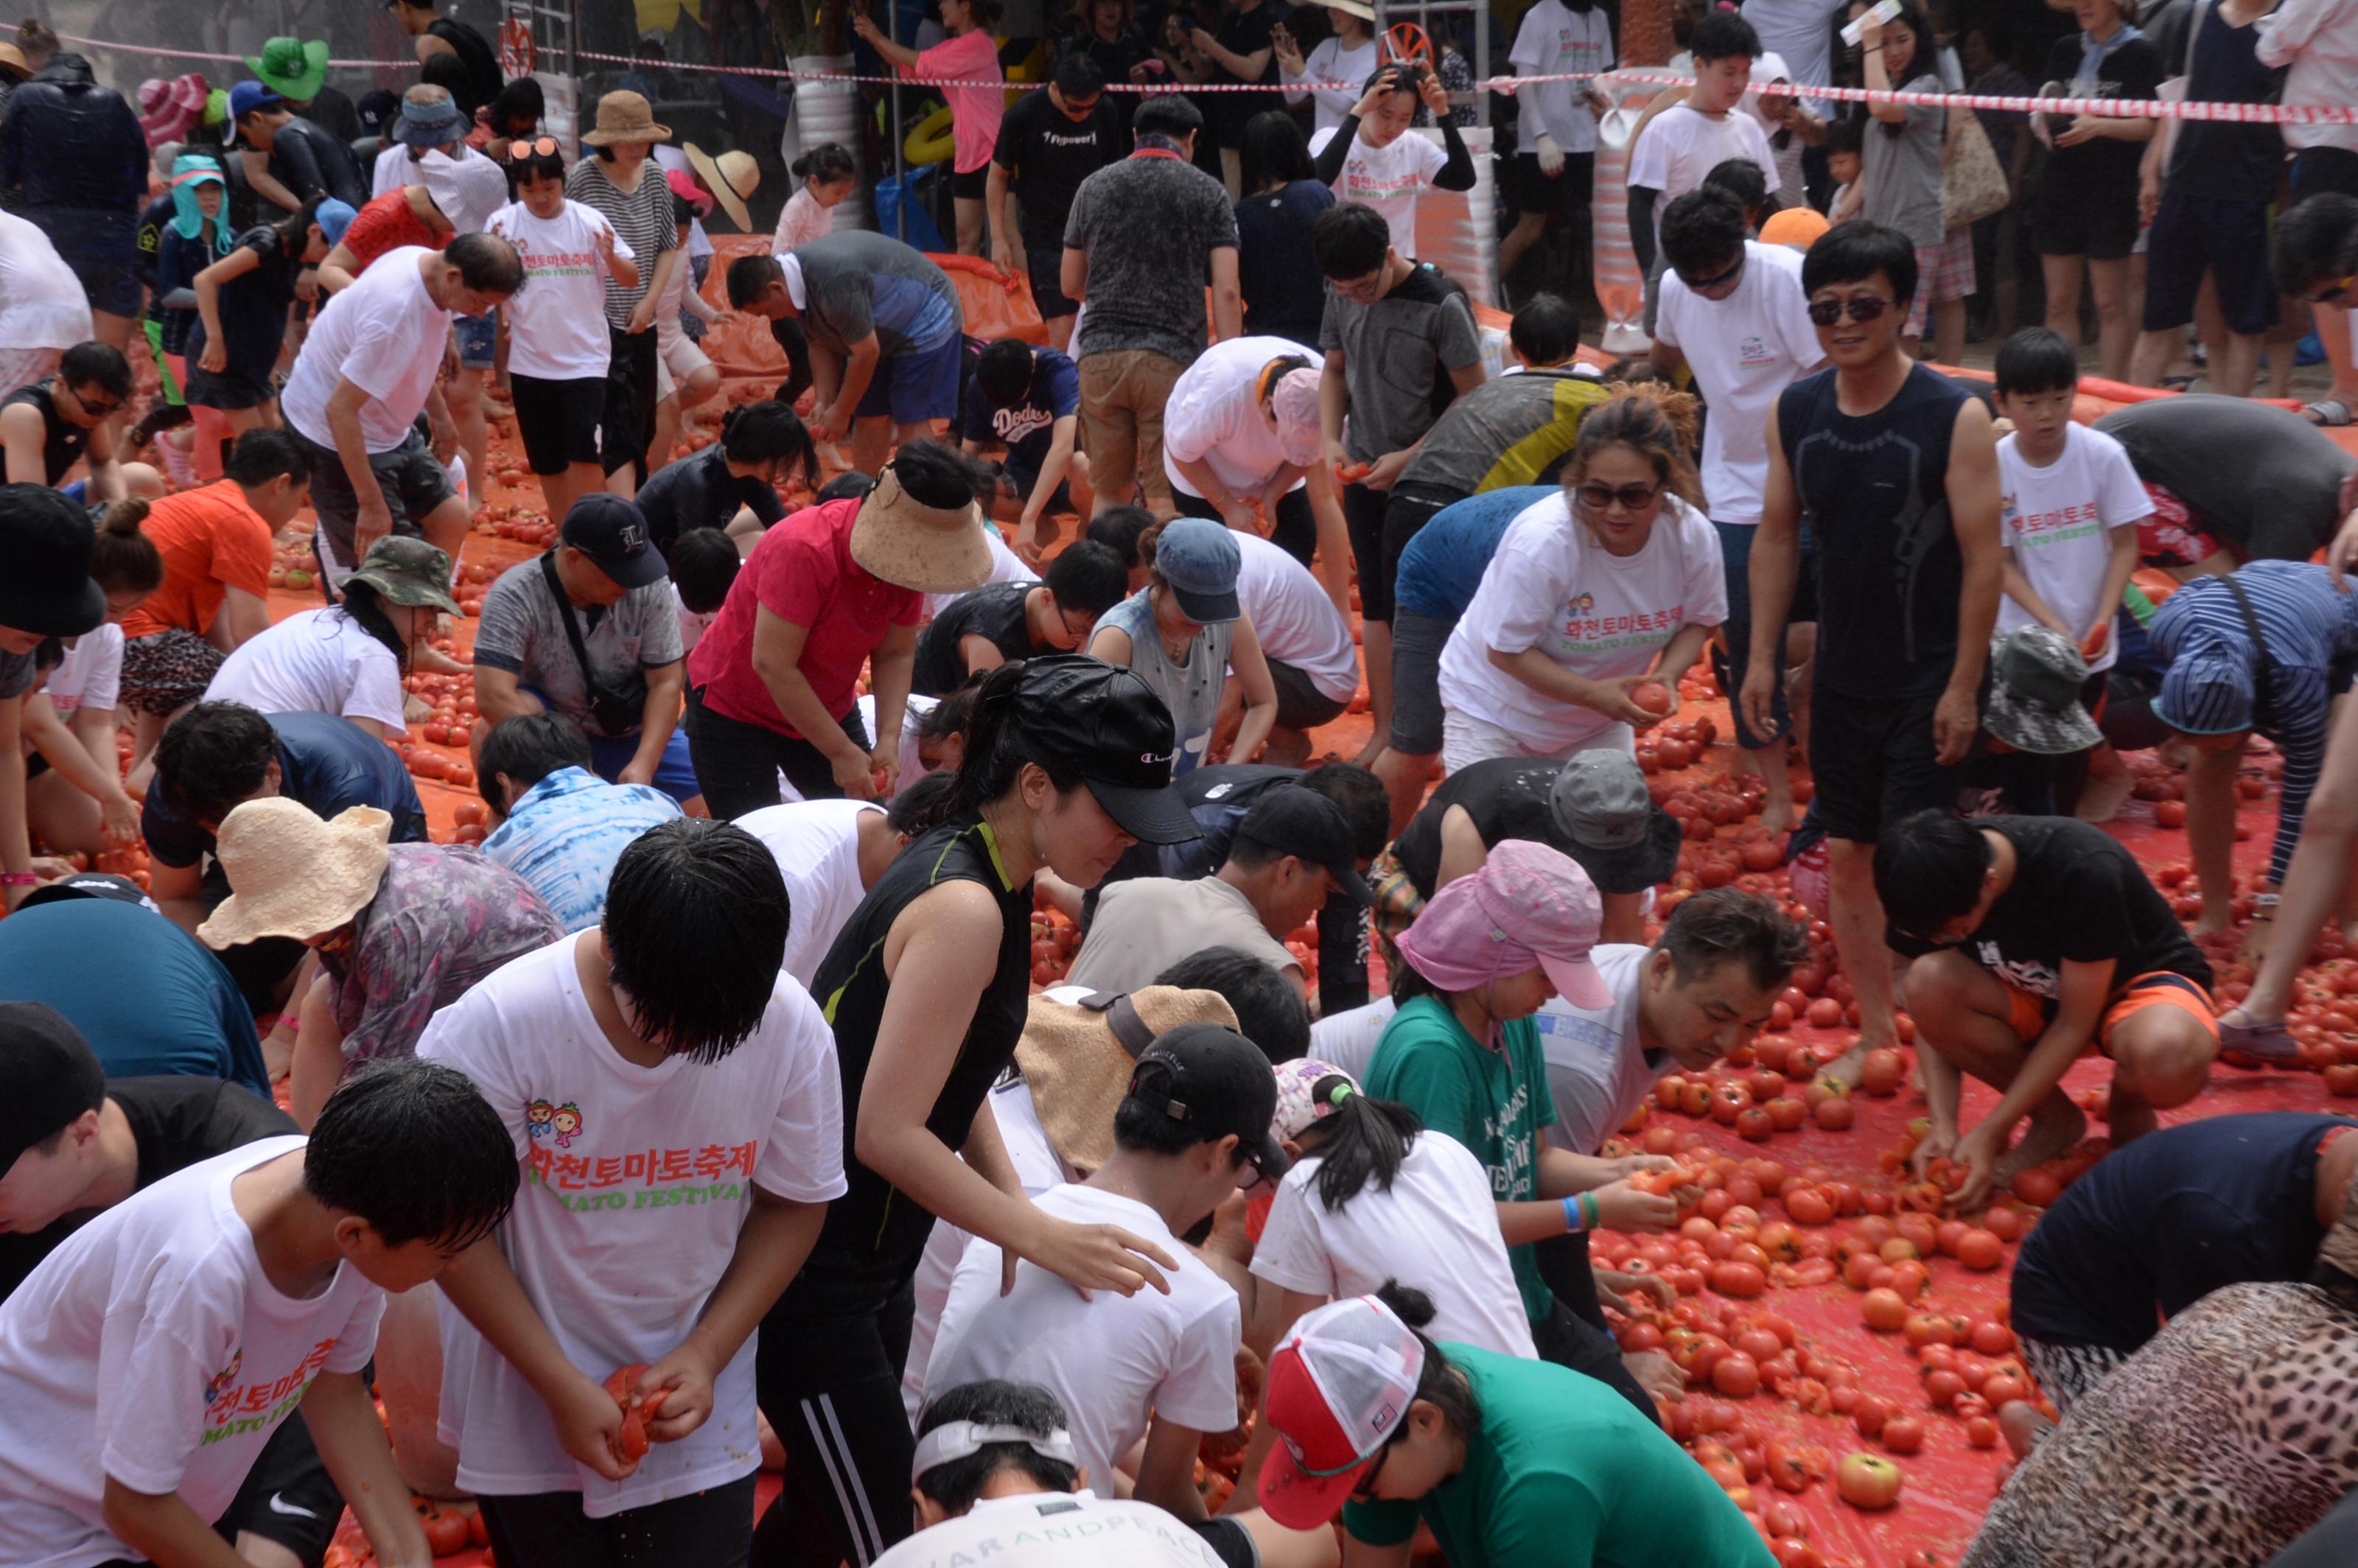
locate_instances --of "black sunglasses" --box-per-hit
[1679,253,1745,293]
[1806,296,1895,326]
[1574,480,1661,514]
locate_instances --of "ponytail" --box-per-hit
[904,660,1082,834]
[1297,1079,1421,1211]
[1373,1281,1482,1438]
[791,142,857,186]
[87,499,163,598]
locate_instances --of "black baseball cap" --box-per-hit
[0,483,105,639]
[1012,654,1201,845]
[18,872,160,913]
[1124,1023,1289,1184]
[1235,787,1375,906]
[559,493,668,589]
[0,1002,105,1174]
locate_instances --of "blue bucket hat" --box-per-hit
[393,88,465,148]
[2155,637,2257,735]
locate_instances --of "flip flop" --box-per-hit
[2218,1015,2300,1068]
[2303,399,2352,427]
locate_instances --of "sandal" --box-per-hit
[2218,1012,2300,1068]
[2303,399,2352,427]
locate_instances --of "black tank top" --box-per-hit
[1390,757,1569,899]
[2,381,87,487]
[810,811,1034,1272]
[1777,362,1970,699]
[428,17,505,117]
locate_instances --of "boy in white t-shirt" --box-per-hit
[1626,11,1776,322]
[419,819,847,1565]
[0,1049,520,1568]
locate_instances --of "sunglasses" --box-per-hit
[1678,253,1745,295]
[1574,480,1661,514]
[71,390,122,419]
[2306,274,2354,305]
[1806,296,1896,326]
[505,136,562,162]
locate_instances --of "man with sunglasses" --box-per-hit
[1741,219,2003,1091]
[1,340,130,499]
[1651,186,1823,833]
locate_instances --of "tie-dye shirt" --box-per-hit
[480,766,681,934]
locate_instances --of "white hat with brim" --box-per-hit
[683,141,760,231]
[1325,0,1376,19]
[197,800,392,950]
[848,466,996,594]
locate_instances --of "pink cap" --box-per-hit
[1257,1295,1426,1529]
[1270,368,1324,469]
[1395,839,1611,1009]
[665,167,713,214]
[1272,1058,1357,1142]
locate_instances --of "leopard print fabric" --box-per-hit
[1963,1283,2358,1567]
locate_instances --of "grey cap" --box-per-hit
[1550,749,1654,850]
[1984,626,2103,755]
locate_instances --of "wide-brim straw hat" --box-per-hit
[848,465,996,594]
[1015,986,1240,1174]
[582,89,672,147]
[197,800,391,950]
[683,140,760,231]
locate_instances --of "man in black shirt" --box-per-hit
[226,81,368,215]
[388,0,505,119]
[1878,811,2220,1211]
[0,1003,343,1567]
[910,541,1129,696]
[989,54,1125,351]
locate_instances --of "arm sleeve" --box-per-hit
[99,1318,217,1494]
[1342,1497,1422,1547]
[815,274,877,344]
[634,584,684,669]
[1681,511,1731,629]
[141,796,206,869]
[273,136,329,202]
[757,527,836,628]
[2093,435,2157,527]
[1628,184,1659,276]
[1060,178,1095,250]
[1250,1180,1343,1297]
[1474,526,1564,657]
[756,992,850,1203]
[1436,294,1483,370]
[1312,121,1357,185]
[1369,1022,1485,1150]
[342,643,411,732]
[469,576,533,675]
[1432,119,1476,192]
[336,913,438,1063]
[2257,0,2331,68]
[1316,892,1369,1012]
[1155,1292,1246,1435]
[218,517,278,600]
[1047,354,1081,416]
[2149,1189,2283,1317]
[1743,116,1783,192]
[1479,1473,1606,1567]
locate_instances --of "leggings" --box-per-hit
[478,1474,759,1568]
[1535,1230,1662,1427]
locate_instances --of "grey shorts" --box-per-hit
[299,425,457,573]
[1388,606,1454,756]
[1267,656,1349,732]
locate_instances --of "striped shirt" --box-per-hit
[479,766,682,933]
[564,158,679,330]
[2148,561,2358,883]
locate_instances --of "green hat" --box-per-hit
[346,536,461,617]
[247,37,329,102]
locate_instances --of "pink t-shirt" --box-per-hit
[903,29,1004,175]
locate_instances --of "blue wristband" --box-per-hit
[1562,1195,1584,1234]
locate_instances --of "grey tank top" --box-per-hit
[1098,587,1233,777]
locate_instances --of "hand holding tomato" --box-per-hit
[1946,1124,2002,1211]
[548,1370,633,1482]
[1593,1263,1676,1312]
[637,1345,714,1444]
[1592,1177,1678,1233]
[1909,1119,1956,1180]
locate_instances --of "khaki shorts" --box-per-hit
[656,332,713,402]
[1077,348,1183,508]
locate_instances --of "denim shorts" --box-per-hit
[853,330,962,425]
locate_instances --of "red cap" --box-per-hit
[1255,1296,1424,1529]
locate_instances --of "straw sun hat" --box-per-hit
[197,800,392,951]
[582,89,671,147]
[1015,986,1242,1174]
[684,141,761,231]
[849,463,996,595]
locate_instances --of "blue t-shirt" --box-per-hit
[1393,486,1553,623]
[142,710,430,871]
[959,347,1080,477]
[0,900,269,1096]
[2011,1110,2354,1351]
[480,766,682,933]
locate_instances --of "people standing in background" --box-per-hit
[1275,2,1381,136]
[1500,0,1615,292]
[990,55,1124,356]
[225,80,370,217]
[1182,0,1288,195]
[1960,22,2033,341]
[1853,1,1965,363]
[859,0,1007,256]
[388,0,505,119]
[567,92,684,498]
[0,51,149,351]
[2035,0,2161,385]
[250,35,360,145]
[186,197,354,464]
[2262,0,2358,426]
[1627,10,1776,322]
[1234,112,1338,352]
[1060,0,1158,123]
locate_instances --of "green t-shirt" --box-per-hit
[1343,1344,1779,1568]
[1365,995,1557,1321]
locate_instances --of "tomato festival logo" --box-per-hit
[526,1098,586,1148]
[525,1137,763,1214]
[203,1350,242,1407]
[203,1338,340,1445]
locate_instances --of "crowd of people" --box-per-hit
[5,2,2358,1566]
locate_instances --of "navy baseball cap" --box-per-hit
[560,494,668,590]
[1154,517,1242,624]
[224,80,282,145]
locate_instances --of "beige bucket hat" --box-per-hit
[582,89,671,147]
[197,800,392,950]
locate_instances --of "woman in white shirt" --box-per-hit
[204,536,463,740]
[1273,3,1381,135]
[1436,384,1726,771]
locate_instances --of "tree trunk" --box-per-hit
[819,0,847,59]
[1620,0,1675,66]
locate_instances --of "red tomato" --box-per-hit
[1859,1047,1905,1096]
[1983,1373,2027,1407]
[1965,1415,2000,1449]
[604,1363,669,1468]
[417,1505,469,1558]
[1785,1186,1834,1225]
[1934,1219,1970,1256]
[1925,1369,1967,1409]
[1763,1500,1810,1539]
[1712,1351,1762,1397]
[1880,1416,1925,1455]
[1853,1394,1891,1438]
[1807,997,1845,1028]
[1711,1261,1767,1298]
[1632,682,1673,714]
[1812,1096,1856,1131]
[1982,1205,2026,1242]
[2012,1168,2064,1207]
[1734,1326,1783,1362]
[1767,1096,1808,1132]
[1736,1107,1777,1141]
[1970,1317,2018,1356]
[1957,1228,2006,1270]
[1860,1288,1908,1332]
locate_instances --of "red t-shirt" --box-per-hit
[340,190,447,275]
[687,497,924,738]
[117,480,274,641]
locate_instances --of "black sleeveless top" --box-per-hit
[810,810,1033,1273]
[3,381,87,486]
[428,17,505,118]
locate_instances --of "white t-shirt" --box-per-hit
[1528,942,1677,1155]
[1626,103,1782,215]
[281,247,455,454]
[1510,0,1615,155]
[674,582,720,654]
[1290,35,1381,133]
[1308,125,1450,256]
[925,1183,1240,1491]
[1161,335,1312,501]
[1234,533,1358,702]
[40,624,123,718]
[0,1138,382,1568]
[1252,1130,1536,1359]
[203,606,410,732]
[0,209,94,352]
[418,938,847,1517]
[1741,0,1848,105]
[733,798,886,986]
[372,143,411,198]
[1653,241,1824,527]
[1438,492,1727,750]
[925,523,1029,621]
[1995,424,2151,675]
[489,199,635,382]
[1308,997,1396,1082]
[874,1491,1233,1568]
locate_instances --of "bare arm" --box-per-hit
[987,163,1020,272]
[1738,401,1802,741]
[640,1189,829,1443]
[1937,399,2004,766]
[1949,956,2114,1208]
[1431,805,1489,892]
[1209,247,1242,342]
[209,585,274,652]
[239,149,304,215]
[0,701,29,907]
[471,662,545,727]
[2088,523,2139,650]
[1136,1416,1214,1519]
[326,377,394,556]
[435,1233,633,1481]
[868,620,917,796]
[1,403,49,486]
[316,244,361,296]
[297,1370,435,1568]
[1019,416,1080,533]
[1060,245,1088,305]
[22,694,138,844]
[82,419,124,503]
[103,1481,274,1568]
[752,606,881,797]
[621,659,685,787]
[1224,613,1280,764]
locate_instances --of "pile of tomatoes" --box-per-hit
[401,671,480,792]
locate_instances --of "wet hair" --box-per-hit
[1040,539,1130,620]
[1152,946,1311,1063]
[914,1380,1082,1513]
[604,818,792,1063]
[974,338,1039,408]
[224,427,312,487]
[1133,93,1203,140]
[1701,157,1768,217]
[446,232,527,298]
[1370,1281,1483,1436]
[1821,116,1866,160]
[1802,218,1917,309]
[791,141,858,186]
[335,577,418,668]
[1239,109,1316,192]
[1598,355,1668,385]
[157,701,278,825]
[891,438,984,510]
[1299,762,1389,864]
[1053,50,1105,99]
[88,498,163,598]
[1085,504,1157,570]
[670,527,741,615]
[1659,186,1749,276]
[60,342,132,402]
[726,252,786,308]
[1872,809,1995,937]
[2275,194,2358,298]
[888,769,959,836]
[1691,8,1763,63]
[478,710,595,814]
[1656,886,1809,992]
[907,660,1084,833]
[1292,1077,1421,1210]
[718,399,819,490]
[486,77,545,133]
[1568,383,1704,508]
[1313,201,1391,281]
[304,1058,519,1249]
[917,677,983,757]
[1508,293,1581,367]
[1993,326,2081,399]
[818,471,877,503]
[420,51,471,103]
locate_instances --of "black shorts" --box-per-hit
[1026,247,1078,320]
[2143,192,2278,337]
[299,427,458,573]
[2291,145,2358,203]
[1267,656,1349,731]
[1806,685,1964,843]
[1004,452,1074,516]
[214,1407,343,1567]
[508,371,607,475]
[602,325,660,481]
[950,164,987,199]
[1506,150,1595,220]
[1343,482,1393,621]
[1187,1518,1260,1568]
[480,1475,759,1568]
[2035,176,2140,262]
